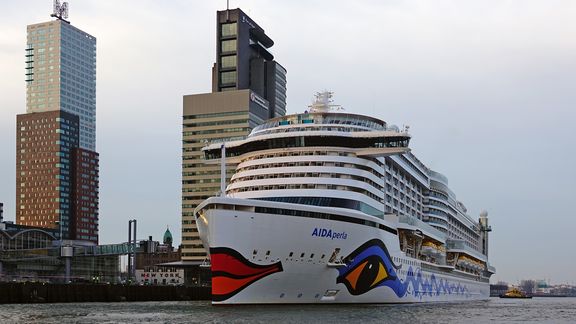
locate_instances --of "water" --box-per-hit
[0,298,575,323]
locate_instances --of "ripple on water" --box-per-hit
[0,298,575,324]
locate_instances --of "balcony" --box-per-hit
[487,264,496,274]
[398,214,446,241]
[446,239,487,262]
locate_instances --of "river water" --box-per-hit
[0,297,574,323]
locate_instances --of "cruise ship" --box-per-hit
[195,92,495,304]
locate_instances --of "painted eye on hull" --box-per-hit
[337,255,389,295]
[210,247,283,302]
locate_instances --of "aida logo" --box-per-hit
[311,228,348,240]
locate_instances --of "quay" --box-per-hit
[0,283,210,304]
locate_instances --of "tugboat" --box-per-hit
[500,288,532,299]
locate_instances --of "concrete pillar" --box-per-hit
[65,257,71,283]
[128,220,132,281]
[132,220,137,280]
[61,245,73,283]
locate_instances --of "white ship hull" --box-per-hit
[197,198,489,304]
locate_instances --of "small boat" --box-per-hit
[500,288,532,299]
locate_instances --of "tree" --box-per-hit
[520,280,535,294]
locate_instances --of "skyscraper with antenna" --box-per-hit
[17,1,99,243]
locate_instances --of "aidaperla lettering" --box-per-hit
[311,227,348,240]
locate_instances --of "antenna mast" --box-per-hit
[50,0,70,23]
[226,0,230,21]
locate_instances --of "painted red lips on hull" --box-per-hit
[210,247,283,302]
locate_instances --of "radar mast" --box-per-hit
[308,91,344,113]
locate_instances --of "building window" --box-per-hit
[220,55,237,69]
[221,39,236,53]
[221,23,237,37]
[220,71,237,84]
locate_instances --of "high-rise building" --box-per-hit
[16,10,99,243]
[25,18,96,150]
[181,8,287,261]
[16,110,79,239]
[212,8,287,118]
[71,148,99,243]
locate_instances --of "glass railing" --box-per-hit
[251,113,388,135]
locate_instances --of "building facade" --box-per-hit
[181,8,287,261]
[211,8,287,118]
[182,91,270,259]
[16,110,79,239]
[71,148,99,243]
[135,229,181,270]
[26,19,97,151]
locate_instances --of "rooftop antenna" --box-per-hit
[50,0,70,23]
[226,0,230,21]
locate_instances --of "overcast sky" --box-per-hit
[1,0,575,284]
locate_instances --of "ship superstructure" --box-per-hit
[195,92,494,304]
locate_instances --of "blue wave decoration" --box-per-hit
[388,265,471,299]
[336,239,471,299]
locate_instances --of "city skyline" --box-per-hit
[0,1,575,283]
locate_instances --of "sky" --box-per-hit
[1,0,575,284]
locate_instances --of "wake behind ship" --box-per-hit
[195,92,495,304]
